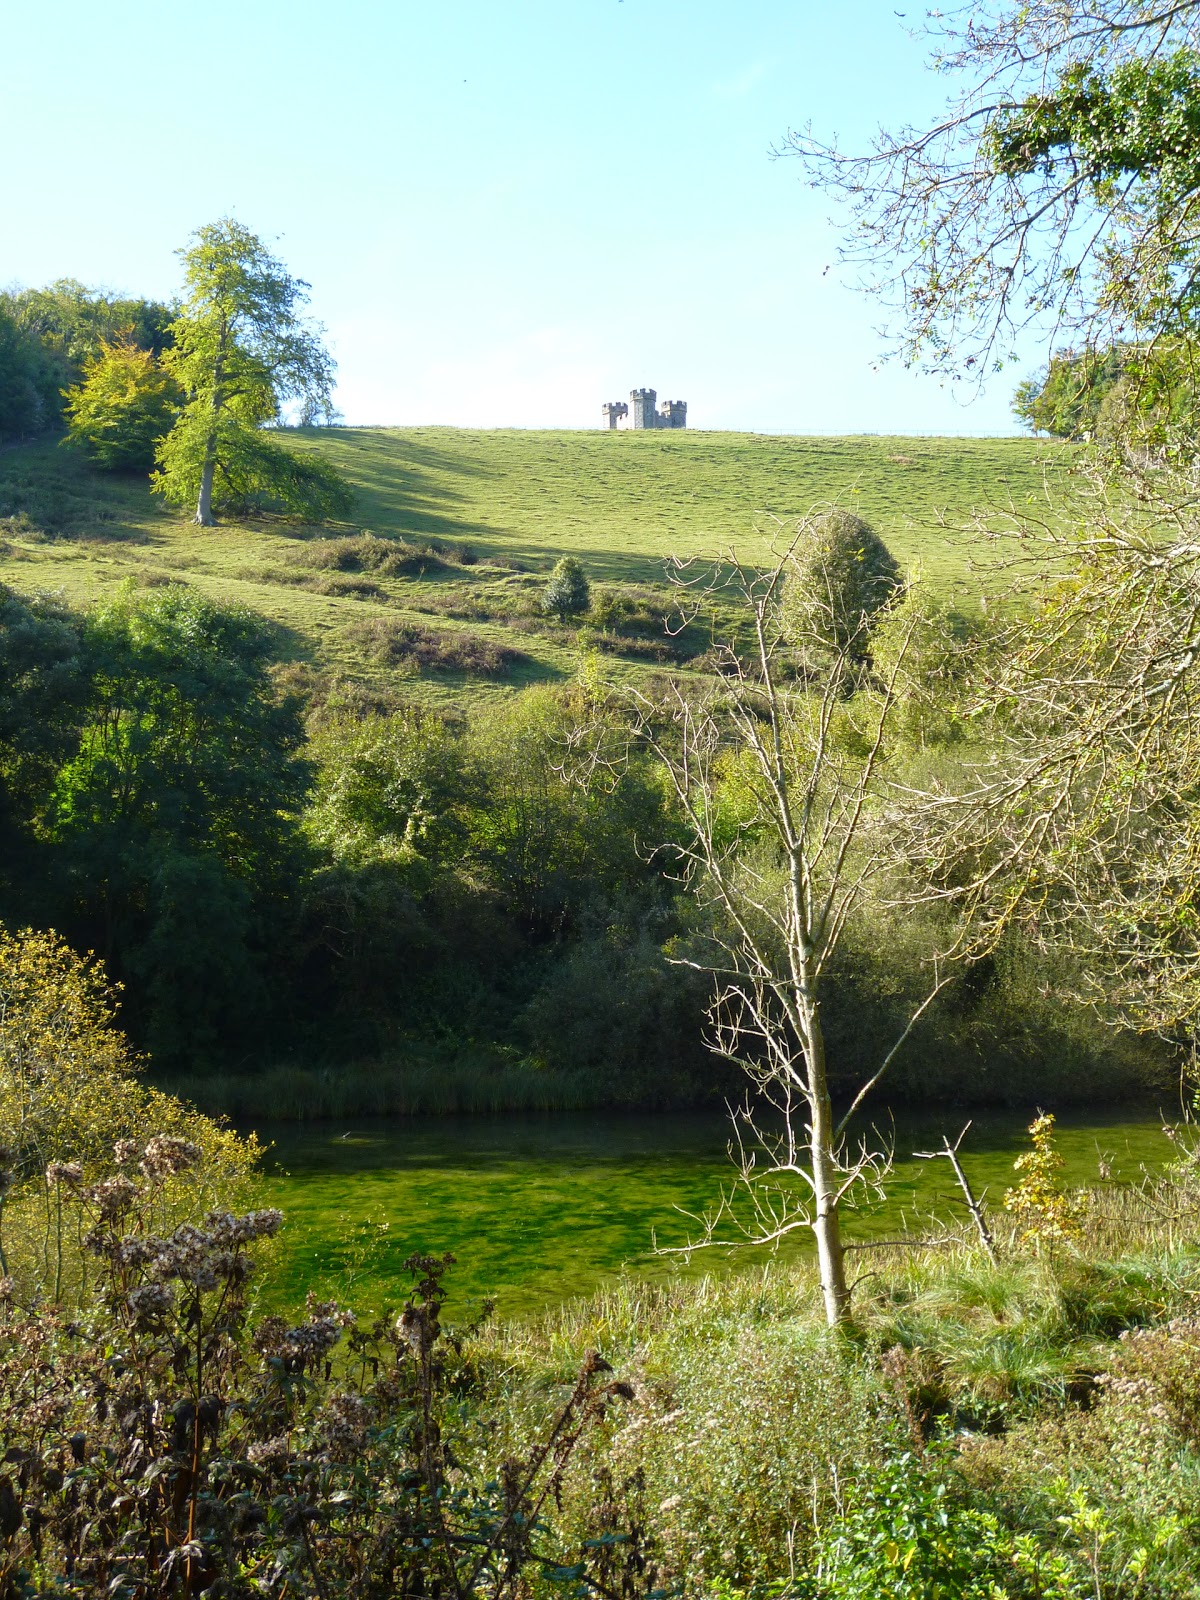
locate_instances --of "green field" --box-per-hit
[0,427,1056,708]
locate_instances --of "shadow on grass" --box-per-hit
[287,427,508,544]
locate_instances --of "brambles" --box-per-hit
[347,616,525,676]
[0,1156,650,1599]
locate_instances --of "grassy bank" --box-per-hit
[466,1143,1200,1596]
[0,428,1058,712]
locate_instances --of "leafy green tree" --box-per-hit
[0,303,60,441]
[154,219,350,525]
[1013,345,1132,437]
[790,9,1200,377]
[6,278,173,368]
[47,584,311,1059]
[0,281,175,442]
[64,339,182,470]
[542,556,591,620]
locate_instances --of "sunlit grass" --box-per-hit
[0,427,1062,711]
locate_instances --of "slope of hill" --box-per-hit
[0,427,1055,708]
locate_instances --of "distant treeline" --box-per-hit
[0,578,1157,1110]
[0,280,172,444]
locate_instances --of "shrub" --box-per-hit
[348,617,524,676]
[299,533,451,577]
[542,556,590,620]
[1005,1113,1085,1250]
[0,926,257,1298]
[63,339,182,471]
[780,509,900,671]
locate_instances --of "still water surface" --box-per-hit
[253,1105,1175,1318]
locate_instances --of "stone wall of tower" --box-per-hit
[658,399,687,429]
[602,400,629,429]
[630,388,657,429]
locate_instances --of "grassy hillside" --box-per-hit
[0,427,1056,709]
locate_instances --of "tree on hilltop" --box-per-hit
[153,219,350,525]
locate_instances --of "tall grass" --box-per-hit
[157,1053,598,1120]
[465,1152,1200,1593]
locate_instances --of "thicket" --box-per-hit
[0,560,1163,1110]
[0,281,172,445]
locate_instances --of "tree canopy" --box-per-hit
[153,219,351,525]
[789,2,1200,377]
[64,339,182,470]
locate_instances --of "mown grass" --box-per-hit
[0,427,1060,710]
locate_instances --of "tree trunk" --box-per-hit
[193,342,224,526]
[806,1009,850,1326]
[194,441,217,526]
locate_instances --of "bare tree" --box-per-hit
[892,454,1200,1037]
[785,0,1200,379]
[633,518,947,1327]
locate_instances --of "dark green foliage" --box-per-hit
[0,588,88,913]
[990,50,1200,199]
[0,584,312,1062]
[0,280,174,444]
[6,277,174,367]
[0,304,61,442]
[542,555,591,619]
[807,1450,1017,1598]
[521,923,714,1103]
[1012,339,1200,440]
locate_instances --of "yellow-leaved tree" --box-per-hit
[63,337,181,471]
[0,926,259,1297]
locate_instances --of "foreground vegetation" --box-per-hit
[0,935,1194,1597]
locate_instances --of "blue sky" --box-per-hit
[5,1,1030,434]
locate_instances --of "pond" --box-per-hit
[250,1103,1178,1319]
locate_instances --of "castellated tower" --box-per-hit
[601,388,688,429]
[630,388,658,429]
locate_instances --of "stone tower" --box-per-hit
[601,388,688,429]
[630,388,657,429]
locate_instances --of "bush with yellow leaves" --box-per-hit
[1004,1112,1084,1250]
[0,925,258,1300]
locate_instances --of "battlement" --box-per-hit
[606,387,687,429]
